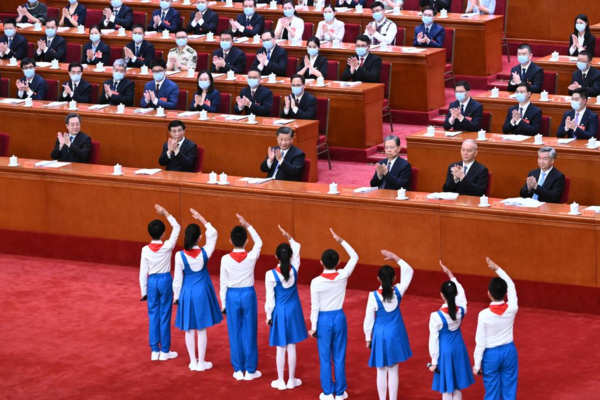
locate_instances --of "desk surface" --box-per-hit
[535,55,600,96]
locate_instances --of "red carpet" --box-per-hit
[1,255,599,399]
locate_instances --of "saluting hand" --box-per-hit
[486,257,499,272]
[190,208,208,225]
[439,260,455,279]
[155,204,170,217]
[278,225,292,240]
[236,213,250,228]
[381,249,400,262]
[330,228,343,243]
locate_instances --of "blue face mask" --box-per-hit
[263,40,274,50]
[243,7,254,16]
[576,23,586,33]
[176,38,187,47]
[291,86,303,96]
[455,92,466,102]
[70,73,82,82]
[422,16,433,25]
[111,0,122,7]
[517,54,529,65]
[577,61,588,71]
[283,9,295,18]
[23,68,35,79]
[69,0,78,4]
[28,0,37,4]
[515,92,527,103]
[356,47,367,57]
[220,40,232,51]
[132,33,144,43]
[90,33,100,43]
[160,1,170,10]
[307,47,319,57]
[373,11,383,22]
[571,100,582,110]
[153,72,165,82]
[324,12,334,22]
[197,3,207,12]
[198,80,210,90]
[45,28,56,38]
[113,71,124,81]
[247,78,259,88]
[4,29,15,38]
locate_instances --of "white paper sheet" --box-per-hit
[354,187,378,193]
[134,168,162,175]
[427,192,460,200]
[501,198,545,208]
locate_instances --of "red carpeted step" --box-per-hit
[366,153,387,163]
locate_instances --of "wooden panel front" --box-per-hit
[536,56,579,96]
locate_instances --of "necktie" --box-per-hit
[267,50,271,61]
[273,151,285,178]
[359,57,364,67]
[113,81,118,90]
[161,11,166,20]
[583,72,587,83]
[460,104,465,115]
[8,38,12,49]
[519,107,523,117]
[532,171,547,200]
[135,45,140,57]
[521,68,526,81]
[380,161,391,189]
[247,17,251,25]
[156,83,160,93]
[425,27,430,37]
[73,83,77,92]
[47,38,51,47]
[67,136,75,153]
[251,89,255,99]
[574,112,580,127]
[463,164,469,175]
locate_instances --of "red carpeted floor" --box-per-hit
[2,254,599,399]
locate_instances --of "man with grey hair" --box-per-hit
[370,134,412,190]
[50,113,92,163]
[442,139,489,196]
[519,146,565,203]
[99,58,135,106]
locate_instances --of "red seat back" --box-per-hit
[110,46,123,64]
[265,20,273,32]
[443,28,455,64]
[302,22,314,41]
[481,111,492,132]
[485,171,492,197]
[301,158,310,182]
[0,133,10,157]
[85,9,103,28]
[401,0,420,10]
[47,7,59,21]
[90,83,99,104]
[409,166,418,191]
[27,42,34,59]
[540,116,552,136]
[89,140,100,164]
[379,62,391,97]
[155,50,164,60]
[0,78,9,98]
[177,89,188,110]
[560,176,571,204]
[218,92,232,114]
[326,60,338,80]
[193,145,204,172]
[343,24,360,43]
[270,95,281,117]
[245,53,256,74]
[286,57,298,77]
[0,13,18,22]
[197,52,209,70]
[133,11,147,27]
[396,27,405,46]
[66,43,82,63]
[542,71,558,95]
[217,17,229,34]
[46,79,59,101]
[316,97,330,135]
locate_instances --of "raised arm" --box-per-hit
[440,260,466,310]
[331,228,359,278]
[382,250,413,296]
[487,257,518,309]
[237,214,263,257]
[279,225,301,271]
[155,204,180,249]
[191,208,218,258]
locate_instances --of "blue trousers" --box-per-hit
[225,287,258,373]
[317,310,348,396]
[147,272,173,353]
[482,342,518,400]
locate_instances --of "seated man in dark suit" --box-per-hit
[252,30,288,77]
[444,80,484,132]
[123,24,156,68]
[187,0,218,34]
[370,135,412,190]
[281,74,317,119]
[419,0,452,14]
[413,7,445,48]
[140,59,180,109]
[442,139,489,196]
[519,146,565,203]
[230,0,264,38]
[147,0,181,32]
[35,18,67,62]
[50,113,92,163]
[99,59,136,106]
[557,88,598,139]
[58,62,92,103]
[568,50,600,98]
[211,30,246,74]
[341,35,382,83]
[260,126,305,182]
[0,18,28,60]
[158,120,198,172]
[102,1,134,30]
[16,58,49,100]
[507,43,544,93]
[502,83,542,136]
[235,68,273,116]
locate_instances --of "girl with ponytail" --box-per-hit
[264,225,308,391]
[173,208,223,372]
[363,250,414,400]
[428,261,474,400]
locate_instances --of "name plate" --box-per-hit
[434,131,446,138]
[413,194,427,202]
[124,108,134,115]
[545,138,558,146]
[341,188,354,196]
[235,180,248,187]
[24,162,35,168]
[582,210,596,217]
[32,102,43,108]
[79,105,89,112]
[167,112,178,118]
[491,135,504,143]
[262,118,275,125]
[492,202,506,209]
[214,116,227,121]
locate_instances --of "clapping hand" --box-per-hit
[366,24,376,35]
[565,116,577,131]
[86,48,95,60]
[153,15,161,26]
[267,146,275,161]
[526,175,537,190]
[511,109,521,123]
[37,39,47,51]
[284,95,290,109]
[257,51,268,66]
[242,96,252,107]
[568,81,581,91]
[511,71,521,85]
[144,90,151,103]
[347,57,359,71]
[289,95,296,110]
[149,90,157,103]
[123,47,134,59]
[449,107,462,120]
[376,162,388,176]
[57,132,66,147]
[104,83,113,97]
[450,164,464,181]
[63,84,73,96]
[103,8,113,20]
[274,148,283,162]
[236,95,244,109]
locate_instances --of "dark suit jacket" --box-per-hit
[0,33,28,60]
[569,67,600,98]
[281,92,317,119]
[99,77,135,106]
[519,167,565,203]
[17,74,48,100]
[186,9,218,34]
[158,137,198,172]
[235,12,265,37]
[125,40,155,68]
[341,52,381,83]
[210,46,246,74]
[19,2,48,24]
[58,78,92,103]
[50,131,92,163]
[502,104,543,136]
[557,108,599,139]
[82,41,111,65]
[442,160,489,196]
[35,35,67,62]
[297,54,329,79]
[235,84,273,116]
[419,0,452,14]
[443,99,484,132]
[140,78,179,109]
[104,5,134,30]
[413,23,445,48]
[569,33,596,57]
[252,45,288,77]
[148,8,181,32]
[335,0,366,8]
[370,157,412,190]
[189,89,221,113]
[507,62,545,93]
[260,145,305,181]
[63,3,87,28]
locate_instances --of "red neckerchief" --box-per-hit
[230,251,248,263]
[489,303,509,316]
[440,306,460,314]
[320,272,339,280]
[148,243,164,252]
[184,249,202,258]
[275,267,282,274]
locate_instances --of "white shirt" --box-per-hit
[316,19,345,42]
[473,268,519,369]
[511,101,530,125]
[428,278,467,365]
[309,240,359,330]
[219,226,263,305]
[172,222,217,300]
[167,137,185,159]
[264,239,301,320]
[191,10,205,27]
[139,215,181,296]
[570,32,586,55]
[275,16,305,40]
[462,160,474,175]
[266,148,288,173]
[364,17,398,45]
[363,259,414,341]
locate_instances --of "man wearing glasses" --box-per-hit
[341,35,382,83]
[50,113,92,163]
[141,59,180,109]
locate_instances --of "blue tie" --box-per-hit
[267,50,271,61]
[532,171,547,200]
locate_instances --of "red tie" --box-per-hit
[359,57,364,67]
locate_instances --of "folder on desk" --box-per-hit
[35,62,53,68]
[34,160,70,168]
[16,23,34,29]
[225,115,248,121]
[234,37,249,43]
[354,187,378,194]
[501,198,545,208]
[427,192,459,200]
[165,71,179,76]
[211,73,225,79]
[44,101,68,107]
[101,29,115,35]
[57,27,70,32]
[178,111,200,117]
[0,99,26,104]
[134,169,162,175]
[248,178,273,184]
[189,35,205,39]
[134,108,155,114]
[274,119,295,125]
[89,104,110,110]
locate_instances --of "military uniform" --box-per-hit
[167,45,197,71]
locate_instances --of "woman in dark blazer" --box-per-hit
[569,14,596,57]
[81,26,111,65]
[59,0,87,28]
[189,70,221,113]
[297,37,330,80]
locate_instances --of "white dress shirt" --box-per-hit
[18,78,36,98]
[309,240,359,330]
[219,226,263,305]
[139,215,181,297]
[191,10,205,27]
[570,32,586,55]
[172,222,218,300]
[266,148,288,177]
[316,19,345,42]
[264,239,301,320]
[428,277,467,365]
[364,17,398,45]
[167,137,185,159]
[511,101,530,125]
[275,16,305,40]
[363,259,414,341]
[473,268,519,369]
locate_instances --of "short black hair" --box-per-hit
[370,1,384,10]
[455,80,471,91]
[175,28,187,35]
[262,30,275,39]
[277,126,295,138]
[89,25,101,34]
[324,3,336,12]
[45,18,59,26]
[3,18,16,28]
[168,119,186,131]
[197,69,215,93]
[356,35,371,46]
[148,219,166,240]
[221,30,234,38]
[383,134,400,147]
[132,24,145,32]
[247,67,262,76]
[321,249,340,269]
[290,74,305,84]
[21,57,36,69]
[230,226,248,247]
[243,0,257,6]
[572,87,589,100]
[488,277,508,301]
[307,36,321,47]
[517,43,532,53]
[422,6,435,15]
[149,58,167,70]
[579,50,593,63]
[516,82,532,93]
[68,62,83,72]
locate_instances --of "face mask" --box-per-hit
[243,7,254,16]
[132,33,144,43]
[90,33,100,42]
[307,47,319,57]
[263,40,274,50]
[577,61,588,71]
[70,73,81,82]
[28,0,37,4]
[153,71,165,82]
[576,23,586,33]
[517,54,529,65]
[69,0,77,4]
[515,92,527,103]
[4,29,15,38]
[220,40,232,50]
[571,100,582,111]
[373,11,383,22]
[455,92,466,102]
[422,16,433,25]
[198,80,210,90]
[324,12,334,22]
[356,47,367,57]
[111,0,122,7]
[159,1,171,10]
[45,28,56,38]
[247,78,259,88]
[283,9,294,18]
[197,3,207,12]
[176,38,187,47]
[291,86,303,96]
[113,71,124,81]
[23,69,35,79]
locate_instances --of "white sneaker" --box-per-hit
[158,351,178,361]
[233,371,245,381]
[319,394,334,400]
[271,379,287,390]
[189,360,198,371]
[287,378,302,389]
[244,370,262,381]
[151,351,159,361]
[196,361,213,372]
[335,392,349,400]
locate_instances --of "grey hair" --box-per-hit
[539,146,556,159]
[113,58,127,69]
[383,135,400,147]
[462,139,478,150]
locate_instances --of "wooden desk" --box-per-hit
[592,23,600,39]
[534,55,600,96]
[0,100,319,181]
[406,130,600,206]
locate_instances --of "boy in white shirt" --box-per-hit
[220,214,263,381]
[139,204,180,361]
[473,257,519,400]
[309,229,359,400]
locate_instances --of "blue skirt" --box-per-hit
[269,299,308,347]
[175,272,223,331]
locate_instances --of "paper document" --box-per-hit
[335,7,351,12]
[134,108,155,114]
[165,71,179,76]
[134,168,162,175]
[225,115,248,121]
[44,101,68,107]
[584,206,600,213]
[89,104,110,110]
[17,23,34,28]
[178,111,200,117]
[502,134,530,142]
[354,187,378,194]
[211,73,225,79]
[234,37,249,43]
[274,119,295,125]
[144,31,157,35]
[100,29,115,34]
[557,138,576,145]
[0,98,26,104]
[44,162,71,168]
[57,27,70,32]
[402,47,425,53]
[427,192,460,200]
[248,178,273,184]
[334,81,361,87]
[437,131,462,137]
[461,13,479,18]
[35,62,53,68]
[501,198,545,208]
[189,35,205,39]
